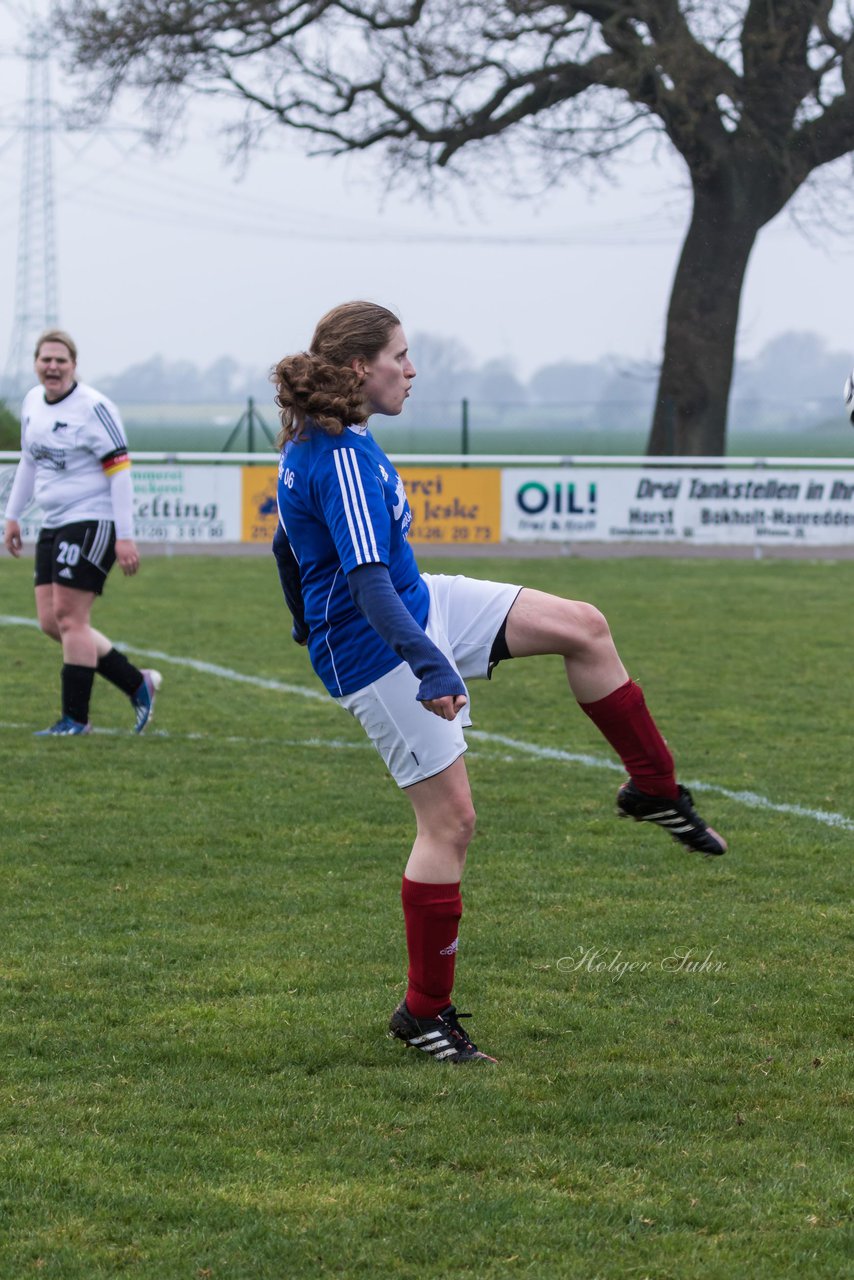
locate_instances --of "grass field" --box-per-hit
[1,553,851,1279]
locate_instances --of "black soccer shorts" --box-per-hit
[34,520,117,595]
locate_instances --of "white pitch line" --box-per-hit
[0,614,329,701]
[3,614,853,833]
[120,643,330,702]
[0,719,373,750]
[468,730,854,833]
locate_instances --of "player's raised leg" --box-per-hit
[504,588,726,856]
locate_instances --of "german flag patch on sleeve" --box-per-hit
[101,449,131,476]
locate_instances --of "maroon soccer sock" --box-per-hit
[579,677,678,798]
[401,875,463,1019]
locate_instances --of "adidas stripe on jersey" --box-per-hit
[277,423,429,696]
[15,382,130,529]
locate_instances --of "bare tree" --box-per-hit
[58,0,854,454]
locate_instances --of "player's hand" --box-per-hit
[421,693,468,721]
[115,538,140,576]
[3,519,22,558]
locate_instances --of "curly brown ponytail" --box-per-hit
[272,301,400,445]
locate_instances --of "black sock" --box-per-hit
[97,647,143,697]
[62,664,96,724]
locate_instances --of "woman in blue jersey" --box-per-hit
[273,301,726,1065]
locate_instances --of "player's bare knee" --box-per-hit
[582,602,613,649]
[416,797,475,853]
[460,802,477,848]
[36,603,62,640]
[560,600,613,656]
[445,799,477,852]
[53,609,76,635]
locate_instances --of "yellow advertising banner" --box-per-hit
[400,467,502,545]
[240,463,503,544]
[241,465,279,543]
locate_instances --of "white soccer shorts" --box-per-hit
[337,572,521,789]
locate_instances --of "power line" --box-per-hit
[82,141,688,245]
[55,183,683,247]
[6,131,683,247]
[1,83,688,249]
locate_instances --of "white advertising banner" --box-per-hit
[0,464,243,543]
[130,466,241,542]
[5,460,854,547]
[501,467,854,546]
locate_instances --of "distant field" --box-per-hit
[1,554,851,1278]
[117,401,854,458]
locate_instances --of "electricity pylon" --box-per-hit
[2,28,58,403]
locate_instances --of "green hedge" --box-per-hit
[0,401,21,450]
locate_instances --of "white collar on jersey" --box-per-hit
[347,422,369,436]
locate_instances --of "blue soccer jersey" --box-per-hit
[276,424,429,696]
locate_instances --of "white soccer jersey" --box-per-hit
[16,381,131,528]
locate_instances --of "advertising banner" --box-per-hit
[501,467,854,546]
[0,462,48,543]
[0,463,243,543]
[237,463,503,546]
[5,460,854,548]
[241,465,279,544]
[676,469,854,545]
[131,465,242,542]
[399,467,501,545]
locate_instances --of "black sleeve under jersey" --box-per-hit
[272,522,309,644]
[347,562,466,703]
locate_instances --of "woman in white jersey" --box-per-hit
[273,302,727,1066]
[2,329,160,735]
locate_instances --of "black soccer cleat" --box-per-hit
[388,1000,498,1064]
[616,780,727,856]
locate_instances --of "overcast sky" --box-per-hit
[1,5,852,391]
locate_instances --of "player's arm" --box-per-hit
[845,370,854,424]
[2,445,35,557]
[101,448,139,575]
[314,445,465,718]
[272,521,308,645]
[348,563,467,720]
[88,396,139,575]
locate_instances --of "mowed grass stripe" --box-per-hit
[3,609,853,833]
